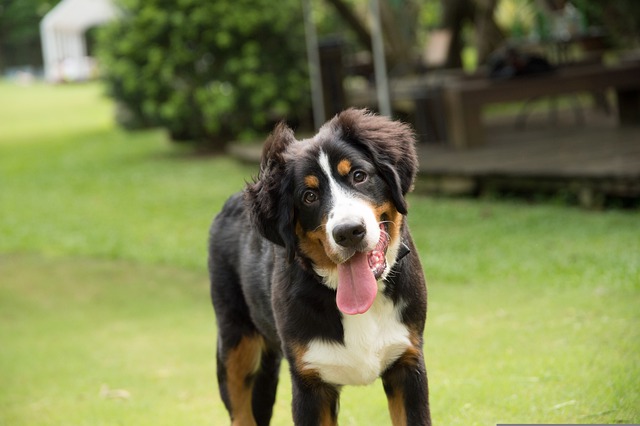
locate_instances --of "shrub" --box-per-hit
[98,0,310,148]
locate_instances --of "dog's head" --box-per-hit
[246,109,417,314]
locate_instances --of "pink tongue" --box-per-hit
[336,251,378,315]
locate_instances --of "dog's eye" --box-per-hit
[302,190,318,205]
[352,170,368,184]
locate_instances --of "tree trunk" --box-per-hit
[379,0,420,73]
[474,0,505,64]
[324,0,420,73]
[324,0,373,51]
[441,0,474,68]
[440,0,504,68]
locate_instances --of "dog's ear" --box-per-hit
[333,109,418,215]
[245,122,297,261]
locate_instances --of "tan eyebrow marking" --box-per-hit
[305,175,319,189]
[337,159,351,176]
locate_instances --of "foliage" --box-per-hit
[97,0,310,147]
[573,0,640,46]
[495,0,536,37]
[0,0,60,71]
[513,0,640,46]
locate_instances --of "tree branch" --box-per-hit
[323,0,372,51]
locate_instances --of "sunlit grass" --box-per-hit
[0,80,638,425]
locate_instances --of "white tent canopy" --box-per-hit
[40,0,119,82]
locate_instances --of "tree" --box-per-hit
[98,0,310,148]
[0,0,60,72]
[440,0,505,68]
[571,0,640,46]
[440,0,474,68]
[323,0,422,72]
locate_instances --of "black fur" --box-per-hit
[209,109,431,425]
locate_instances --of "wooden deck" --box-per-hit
[417,110,640,206]
[228,109,640,207]
[440,61,640,148]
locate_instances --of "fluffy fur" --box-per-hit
[209,109,431,425]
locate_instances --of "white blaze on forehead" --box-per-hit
[317,151,380,256]
[318,151,347,204]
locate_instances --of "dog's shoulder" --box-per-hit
[209,192,252,264]
[215,191,246,220]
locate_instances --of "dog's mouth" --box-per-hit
[336,223,389,316]
[369,223,390,279]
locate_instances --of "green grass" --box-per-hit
[1,80,639,425]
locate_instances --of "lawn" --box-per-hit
[1,80,638,425]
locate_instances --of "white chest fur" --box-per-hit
[301,294,410,386]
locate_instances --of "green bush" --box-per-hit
[98,0,310,147]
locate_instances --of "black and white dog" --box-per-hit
[209,109,430,425]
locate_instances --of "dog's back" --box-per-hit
[209,192,280,342]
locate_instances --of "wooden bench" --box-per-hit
[346,71,464,143]
[442,62,640,148]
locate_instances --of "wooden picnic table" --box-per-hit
[442,61,640,148]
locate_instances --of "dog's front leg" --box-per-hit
[290,373,341,426]
[382,351,431,426]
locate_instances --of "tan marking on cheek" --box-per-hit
[296,221,337,270]
[304,175,319,189]
[225,335,265,426]
[375,201,403,245]
[337,159,351,176]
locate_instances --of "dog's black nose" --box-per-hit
[333,222,366,248]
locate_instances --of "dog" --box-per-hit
[209,109,430,425]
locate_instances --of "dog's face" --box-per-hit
[246,109,417,314]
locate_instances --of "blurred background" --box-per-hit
[3,0,640,205]
[1,0,639,425]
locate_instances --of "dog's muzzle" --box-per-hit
[335,223,389,315]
